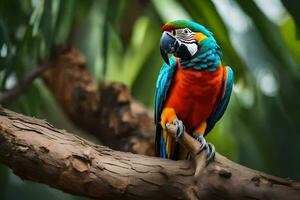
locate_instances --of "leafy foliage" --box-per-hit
[0,0,300,199]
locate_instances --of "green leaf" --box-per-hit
[236,0,300,78]
[54,0,76,44]
[280,17,300,65]
[281,0,300,38]
[102,0,123,79]
[29,0,45,37]
[74,1,105,81]
[39,0,53,58]
[108,16,160,87]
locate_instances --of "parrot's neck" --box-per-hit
[179,39,222,72]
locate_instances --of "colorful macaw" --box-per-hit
[155,20,234,162]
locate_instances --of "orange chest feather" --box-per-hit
[164,63,225,131]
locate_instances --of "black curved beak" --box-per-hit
[160,32,177,65]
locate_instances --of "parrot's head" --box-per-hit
[160,20,217,65]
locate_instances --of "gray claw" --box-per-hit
[196,135,206,152]
[172,119,185,141]
[205,143,215,165]
[195,134,216,165]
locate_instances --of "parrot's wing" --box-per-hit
[205,66,234,135]
[154,57,177,157]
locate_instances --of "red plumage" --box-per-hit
[163,59,226,133]
[161,24,175,32]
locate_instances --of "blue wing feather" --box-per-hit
[205,66,234,135]
[154,57,177,157]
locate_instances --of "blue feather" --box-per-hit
[180,37,221,71]
[205,66,234,134]
[154,56,177,157]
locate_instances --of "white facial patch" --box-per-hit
[185,43,198,56]
[173,28,198,56]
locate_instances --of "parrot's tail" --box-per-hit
[155,125,189,160]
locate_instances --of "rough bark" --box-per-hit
[43,46,154,155]
[0,107,299,200]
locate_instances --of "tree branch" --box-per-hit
[43,46,154,155]
[0,107,299,200]
[0,65,49,106]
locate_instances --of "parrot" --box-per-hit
[154,20,234,162]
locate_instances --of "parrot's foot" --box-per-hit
[195,134,215,165]
[172,118,185,141]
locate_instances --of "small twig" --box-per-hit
[0,65,50,106]
[166,122,201,154]
[166,123,208,175]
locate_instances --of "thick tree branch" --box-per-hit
[0,107,299,200]
[0,65,49,106]
[43,46,154,155]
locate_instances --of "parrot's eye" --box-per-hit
[183,28,192,35]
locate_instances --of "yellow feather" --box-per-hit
[194,32,207,43]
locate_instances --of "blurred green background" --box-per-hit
[1,0,300,199]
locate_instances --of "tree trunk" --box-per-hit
[43,46,154,155]
[0,107,299,200]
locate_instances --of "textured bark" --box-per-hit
[43,46,154,155]
[0,107,299,200]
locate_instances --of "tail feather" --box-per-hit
[160,134,167,158]
[155,124,189,160]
